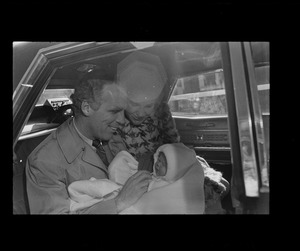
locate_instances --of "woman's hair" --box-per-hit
[70,71,114,116]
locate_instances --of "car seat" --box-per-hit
[13,133,51,214]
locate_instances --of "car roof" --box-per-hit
[13,42,226,91]
[13,42,62,91]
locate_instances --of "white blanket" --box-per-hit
[108,150,138,185]
[68,150,137,212]
[120,160,205,214]
[68,146,205,214]
[68,177,121,212]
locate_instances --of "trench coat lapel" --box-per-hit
[57,118,108,175]
[81,146,108,175]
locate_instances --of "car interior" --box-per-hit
[13,42,269,214]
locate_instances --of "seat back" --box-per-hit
[13,166,30,214]
[13,133,52,214]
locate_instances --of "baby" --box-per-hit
[137,143,228,214]
[154,151,167,176]
[144,144,228,213]
[121,143,206,214]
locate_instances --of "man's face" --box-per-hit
[88,84,127,141]
[154,152,167,176]
[125,99,156,125]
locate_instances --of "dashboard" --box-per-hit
[174,115,231,164]
[174,115,230,147]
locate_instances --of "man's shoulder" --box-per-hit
[28,130,60,162]
[28,119,71,161]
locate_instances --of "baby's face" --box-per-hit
[154,152,167,176]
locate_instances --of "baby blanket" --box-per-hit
[120,160,205,214]
[68,145,205,214]
[108,150,138,185]
[68,150,137,212]
[120,143,205,214]
[68,177,121,212]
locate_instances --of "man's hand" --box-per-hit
[115,170,152,212]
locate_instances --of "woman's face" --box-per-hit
[154,152,167,177]
[125,99,156,125]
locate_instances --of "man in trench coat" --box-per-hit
[26,76,151,214]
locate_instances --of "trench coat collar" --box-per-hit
[56,118,108,175]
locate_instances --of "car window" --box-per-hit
[20,88,74,136]
[168,43,228,118]
[36,89,74,107]
[169,69,227,117]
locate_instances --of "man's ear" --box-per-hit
[81,100,94,116]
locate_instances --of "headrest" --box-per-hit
[117,51,167,103]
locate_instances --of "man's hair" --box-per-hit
[70,71,114,116]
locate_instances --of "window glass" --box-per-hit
[168,69,227,117]
[36,89,74,107]
[250,42,270,182]
[251,42,269,115]
[168,42,227,118]
[255,65,269,115]
[21,88,74,136]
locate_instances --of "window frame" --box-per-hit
[13,42,138,148]
[221,42,269,201]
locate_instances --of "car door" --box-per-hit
[168,42,269,214]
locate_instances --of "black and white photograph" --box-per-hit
[13,41,270,215]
